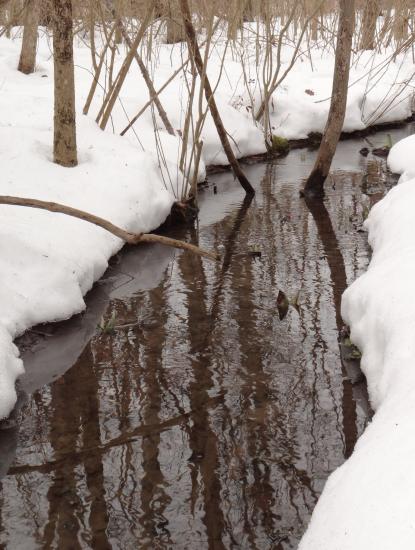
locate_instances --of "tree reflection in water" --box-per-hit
[0,156,383,549]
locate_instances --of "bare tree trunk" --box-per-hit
[114,0,122,44]
[39,0,51,26]
[359,0,379,50]
[17,0,41,74]
[302,0,354,199]
[227,0,243,41]
[89,0,98,72]
[179,0,255,196]
[243,0,255,22]
[310,15,318,40]
[394,5,409,45]
[5,0,23,37]
[378,7,391,46]
[165,0,185,43]
[52,0,77,167]
[310,0,321,41]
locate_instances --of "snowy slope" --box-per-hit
[0,51,178,419]
[262,48,414,140]
[299,137,415,548]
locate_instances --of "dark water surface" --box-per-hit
[1,126,413,549]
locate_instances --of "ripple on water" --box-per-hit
[2,124,413,549]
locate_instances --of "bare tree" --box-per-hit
[309,0,322,41]
[165,0,185,43]
[17,0,41,74]
[4,0,23,36]
[114,0,123,44]
[359,0,379,50]
[302,0,355,199]
[243,0,255,22]
[52,0,77,167]
[393,3,410,45]
[179,0,255,196]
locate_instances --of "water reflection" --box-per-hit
[0,127,410,549]
[42,344,111,549]
[304,195,357,459]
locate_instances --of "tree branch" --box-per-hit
[0,196,219,261]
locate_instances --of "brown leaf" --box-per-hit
[277,290,289,320]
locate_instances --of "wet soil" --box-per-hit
[0,125,413,549]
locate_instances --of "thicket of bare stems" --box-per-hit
[2,0,415,198]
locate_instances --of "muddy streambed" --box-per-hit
[0,125,413,549]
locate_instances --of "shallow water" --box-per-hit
[1,125,413,549]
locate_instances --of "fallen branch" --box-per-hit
[0,196,219,261]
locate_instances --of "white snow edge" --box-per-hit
[299,135,415,549]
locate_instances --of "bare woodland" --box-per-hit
[2,2,415,544]
[2,0,415,214]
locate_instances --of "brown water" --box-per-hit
[0,126,412,549]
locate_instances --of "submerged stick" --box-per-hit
[0,196,219,261]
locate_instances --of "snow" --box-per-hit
[0,22,414,430]
[388,133,415,182]
[298,138,415,548]
[0,34,184,419]
[243,45,414,140]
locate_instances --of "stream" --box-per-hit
[0,125,413,549]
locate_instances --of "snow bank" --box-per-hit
[239,44,414,140]
[70,24,415,154]
[388,134,415,182]
[299,141,415,548]
[0,41,180,419]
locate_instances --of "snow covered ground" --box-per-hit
[0,33,188,419]
[298,136,415,548]
[0,20,414,450]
